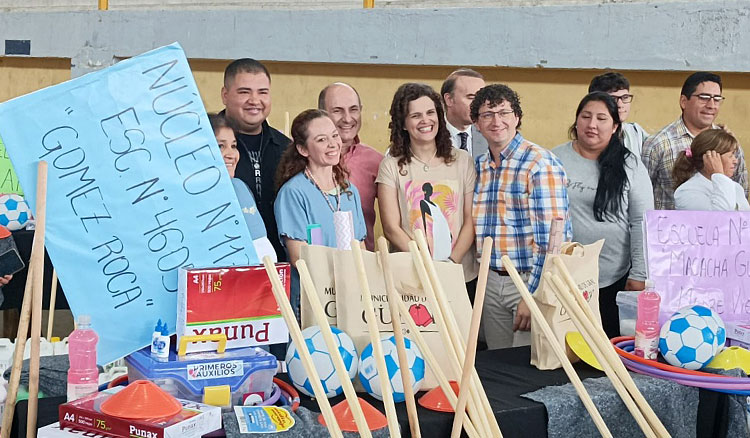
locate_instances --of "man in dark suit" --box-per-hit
[441,68,488,160]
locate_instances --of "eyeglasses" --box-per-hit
[610,94,633,103]
[478,109,516,121]
[691,93,725,103]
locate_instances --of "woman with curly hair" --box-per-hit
[673,129,748,211]
[274,109,366,267]
[376,83,477,282]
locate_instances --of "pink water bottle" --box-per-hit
[634,280,661,360]
[67,315,99,401]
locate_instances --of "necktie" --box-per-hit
[458,131,468,151]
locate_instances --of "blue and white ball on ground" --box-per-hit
[659,305,726,370]
[0,194,31,231]
[285,325,358,398]
[358,334,425,402]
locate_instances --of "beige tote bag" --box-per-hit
[530,240,604,370]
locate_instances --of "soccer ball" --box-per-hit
[0,194,31,231]
[358,334,425,403]
[286,325,358,398]
[659,305,725,370]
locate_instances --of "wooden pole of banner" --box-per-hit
[407,241,492,437]
[26,161,48,437]
[412,231,501,436]
[551,258,670,437]
[393,298,481,438]
[377,238,421,438]
[46,269,58,340]
[261,257,343,438]
[1,265,34,438]
[500,257,612,438]
[351,243,401,438]
[450,237,492,438]
[547,273,656,438]
[363,0,375,8]
[296,261,372,438]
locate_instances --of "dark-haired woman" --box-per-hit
[208,113,276,262]
[376,83,477,283]
[673,129,748,211]
[552,92,654,338]
[274,109,366,266]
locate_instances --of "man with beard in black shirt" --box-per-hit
[221,59,290,262]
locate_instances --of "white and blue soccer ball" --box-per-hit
[0,194,31,231]
[358,335,425,402]
[659,305,726,370]
[286,325,358,398]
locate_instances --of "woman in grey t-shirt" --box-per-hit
[552,92,654,339]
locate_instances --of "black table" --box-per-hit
[12,346,732,437]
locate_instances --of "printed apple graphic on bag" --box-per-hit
[408,304,434,327]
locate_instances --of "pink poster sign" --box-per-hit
[645,210,750,323]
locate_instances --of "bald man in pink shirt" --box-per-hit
[319,83,383,251]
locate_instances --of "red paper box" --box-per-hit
[177,264,290,353]
[58,387,221,438]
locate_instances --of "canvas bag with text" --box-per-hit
[299,245,338,328]
[334,249,472,389]
[530,240,604,370]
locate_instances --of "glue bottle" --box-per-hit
[150,319,163,356]
[67,315,99,401]
[154,322,171,361]
[634,280,661,360]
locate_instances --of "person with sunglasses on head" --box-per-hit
[642,71,748,210]
[589,72,648,158]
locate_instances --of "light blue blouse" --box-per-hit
[275,172,367,249]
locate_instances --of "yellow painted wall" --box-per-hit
[0,57,70,103]
[190,59,750,160]
[3,57,747,156]
[3,58,749,243]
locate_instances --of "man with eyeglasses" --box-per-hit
[589,72,648,158]
[642,71,748,209]
[470,84,572,349]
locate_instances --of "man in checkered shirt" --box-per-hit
[641,72,748,210]
[470,84,572,349]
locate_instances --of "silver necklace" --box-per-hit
[305,167,341,213]
[411,149,438,172]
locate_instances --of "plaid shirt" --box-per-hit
[473,133,572,293]
[641,116,749,210]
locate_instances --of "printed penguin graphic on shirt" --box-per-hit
[404,179,459,260]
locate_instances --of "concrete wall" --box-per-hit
[2,1,750,148]
[190,60,750,153]
[1,2,750,78]
[2,1,750,149]
[0,0,696,12]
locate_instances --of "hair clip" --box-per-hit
[685,147,693,158]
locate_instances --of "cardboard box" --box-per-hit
[726,321,750,344]
[39,422,112,437]
[58,387,221,438]
[177,264,290,353]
